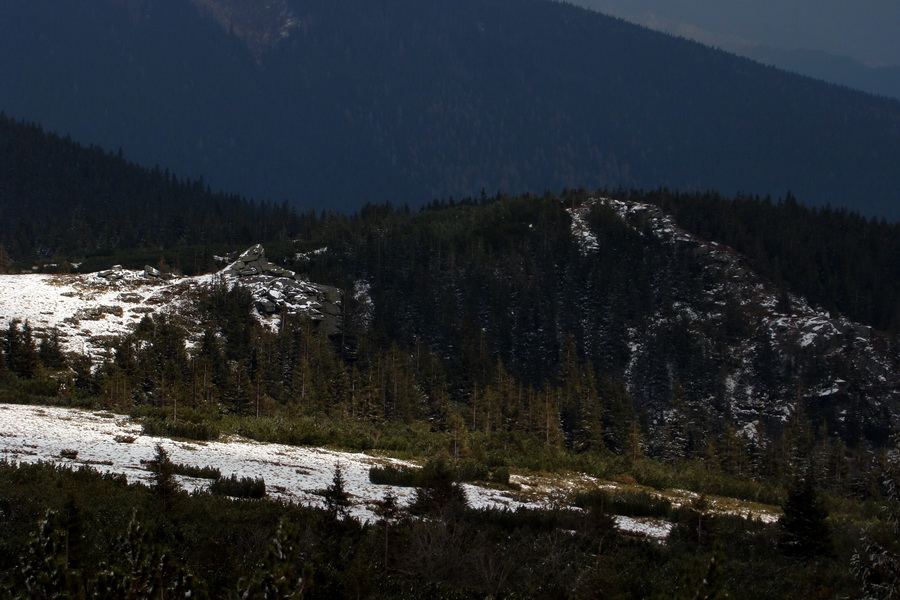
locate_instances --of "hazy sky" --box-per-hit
[567,0,900,68]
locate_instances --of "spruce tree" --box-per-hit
[778,479,833,559]
[16,510,83,598]
[149,444,180,501]
[409,458,468,517]
[38,328,67,370]
[322,465,352,520]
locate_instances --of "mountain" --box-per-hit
[568,0,900,102]
[2,196,897,456]
[2,0,900,218]
[741,46,900,102]
[1,114,898,469]
[298,196,900,451]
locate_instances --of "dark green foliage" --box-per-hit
[238,519,311,599]
[0,459,878,599]
[368,463,419,487]
[573,488,673,518]
[208,474,266,499]
[321,466,351,520]
[670,495,718,549]
[677,550,729,600]
[37,329,67,370]
[148,443,180,500]
[3,319,39,379]
[115,511,208,599]
[369,459,510,487]
[409,459,469,517]
[142,418,220,441]
[779,479,834,559]
[14,510,76,599]
[172,463,221,480]
[851,438,900,600]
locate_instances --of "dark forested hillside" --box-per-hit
[2,0,900,218]
[294,195,899,451]
[0,115,320,264]
[636,190,900,334]
[2,118,898,465]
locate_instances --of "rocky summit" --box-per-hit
[0,245,343,361]
[221,244,343,333]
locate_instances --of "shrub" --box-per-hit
[369,464,419,486]
[369,459,511,487]
[409,459,468,516]
[573,488,672,518]
[172,463,221,480]
[142,418,219,441]
[209,474,266,499]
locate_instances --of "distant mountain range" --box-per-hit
[1,0,899,219]
[567,0,900,102]
[741,46,900,102]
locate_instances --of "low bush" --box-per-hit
[173,463,221,480]
[209,474,266,499]
[369,463,418,486]
[142,418,219,441]
[369,459,512,487]
[573,488,672,518]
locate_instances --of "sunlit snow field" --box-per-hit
[0,403,681,538]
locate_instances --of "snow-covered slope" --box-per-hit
[0,246,341,361]
[0,267,213,361]
[0,403,692,537]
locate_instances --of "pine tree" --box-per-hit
[149,443,180,502]
[16,510,83,598]
[778,479,833,559]
[38,328,67,370]
[118,511,207,599]
[5,319,39,378]
[374,490,402,568]
[322,465,352,520]
[409,458,468,517]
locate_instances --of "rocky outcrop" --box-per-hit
[223,245,343,334]
[593,198,900,442]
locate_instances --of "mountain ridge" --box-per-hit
[2,0,900,218]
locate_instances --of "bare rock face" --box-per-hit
[222,245,343,334]
[592,198,900,443]
[188,0,299,58]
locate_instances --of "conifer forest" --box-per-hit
[1,0,900,593]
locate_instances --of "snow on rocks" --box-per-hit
[566,207,599,254]
[0,269,206,360]
[219,245,343,332]
[0,245,344,358]
[579,196,899,427]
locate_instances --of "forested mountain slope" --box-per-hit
[297,196,899,453]
[2,119,898,462]
[2,0,900,217]
[0,115,315,265]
